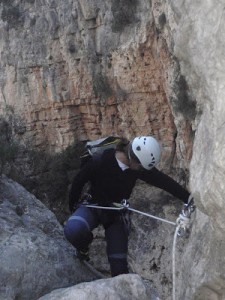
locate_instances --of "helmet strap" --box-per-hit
[127,142,132,161]
[128,142,141,164]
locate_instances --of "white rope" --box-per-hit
[172,225,180,300]
[83,204,177,226]
[128,207,176,226]
[82,202,193,300]
[172,214,191,300]
[83,204,125,211]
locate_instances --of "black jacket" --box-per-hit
[69,149,190,212]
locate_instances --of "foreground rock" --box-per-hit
[38,274,151,300]
[168,1,225,299]
[0,176,96,300]
[177,211,225,300]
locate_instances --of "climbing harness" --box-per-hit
[80,198,196,299]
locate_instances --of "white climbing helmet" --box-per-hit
[131,136,161,170]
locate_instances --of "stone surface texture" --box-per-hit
[0,0,225,300]
[37,274,151,300]
[0,175,96,300]
[0,0,193,171]
[168,1,225,299]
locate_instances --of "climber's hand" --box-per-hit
[182,194,195,217]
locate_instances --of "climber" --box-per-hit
[64,136,192,276]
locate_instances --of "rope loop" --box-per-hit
[176,214,191,237]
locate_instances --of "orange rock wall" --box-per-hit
[0,0,193,170]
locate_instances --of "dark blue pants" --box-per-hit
[64,206,129,276]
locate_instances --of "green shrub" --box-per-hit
[2,4,24,28]
[0,118,18,175]
[173,75,197,121]
[10,140,85,223]
[0,137,18,175]
[111,0,138,32]
[93,73,113,99]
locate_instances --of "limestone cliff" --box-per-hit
[0,0,194,170]
[170,1,225,299]
[0,0,225,300]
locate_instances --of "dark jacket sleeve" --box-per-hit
[138,167,190,203]
[69,160,95,212]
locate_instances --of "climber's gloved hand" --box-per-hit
[80,193,92,204]
[182,194,196,217]
[187,194,195,211]
[70,193,93,214]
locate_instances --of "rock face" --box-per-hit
[169,1,225,299]
[177,211,225,300]
[0,0,193,171]
[1,0,225,300]
[0,175,96,300]
[37,274,151,300]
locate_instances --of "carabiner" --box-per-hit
[121,199,130,208]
